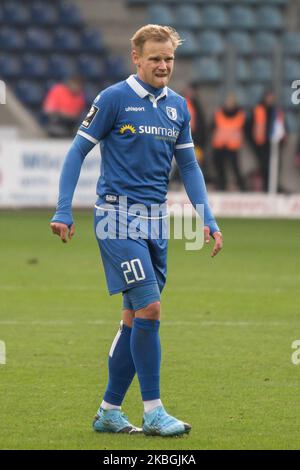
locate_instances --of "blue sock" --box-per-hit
[103,323,136,406]
[130,318,161,401]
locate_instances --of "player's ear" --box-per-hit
[131,49,140,67]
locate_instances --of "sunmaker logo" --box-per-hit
[119,124,179,141]
[139,125,179,139]
[119,124,136,134]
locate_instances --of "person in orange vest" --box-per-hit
[247,91,286,192]
[211,94,246,191]
[43,76,86,138]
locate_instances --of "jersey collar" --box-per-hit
[126,75,168,106]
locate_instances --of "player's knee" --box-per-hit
[136,301,161,321]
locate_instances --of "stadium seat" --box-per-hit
[198,31,224,56]
[53,28,81,52]
[254,32,278,55]
[227,32,253,55]
[229,6,256,30]
[0,54,21,78]
[77,55,105,80]
[283,33,300,56]
[236,59,250,82]
[256,6,283,31]
[15,80,45,107]
[80,29,105,53]
[0,27,24,50]
[251,58,273,82]
[25,28,53,51]
[283,59,300,83]
[175,5,202,30]
[147,5,175,26]
[202,6,229,30]
[48,54,77,79]
[84,82,102,106]
[3,1,29,25]
[193,57,222,83]
[104,55,127,81]
[21,54,48,78]
[59,1,83,26]
[176,31,199,58]
[30,1,58,25]
[246,84,265,106]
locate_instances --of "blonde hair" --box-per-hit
[131,24,182,54]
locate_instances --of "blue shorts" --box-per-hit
[94,206,168,295]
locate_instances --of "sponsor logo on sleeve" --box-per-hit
[82,105,99,128]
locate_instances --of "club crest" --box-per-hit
[166,107,177,121]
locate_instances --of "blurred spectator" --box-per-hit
[43,76,86,138]
[184,83,207,162]
[247,90,287,192]
[211,94,246,191]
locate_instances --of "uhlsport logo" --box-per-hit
[119,124,136,134]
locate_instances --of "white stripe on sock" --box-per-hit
[143,399,162,413]
[101,400,121,411]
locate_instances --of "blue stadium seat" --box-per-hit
[227,32,253,55]
[175,5,202,30]
[48,54,77,79]
[176,31,199,57]
[236,59,250,82]
[81,29,105,53]
[84,83,102,106]
[256,6,283,31]
[202,6,229,30]
[254,32,278,54]
[15,80,44,107]
[251,58,272,82]
[30,1,58,25]
[283,59,300,83]
[194,58,222,83]
[104,55,127,80]
[3,1,29,25]
[21,54,48,78]
[0,27,23,50]
[229,6,256,30]
[246,84,265,106]
[0,54,21,78]
[283,33,300,56]
[198,31,224,56]
[25,28,53,51]
[147,5,175,26]
[77,55,105,80]
[54,28,81,52]
[59,1,83,26]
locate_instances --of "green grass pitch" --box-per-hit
[0,210,300,450]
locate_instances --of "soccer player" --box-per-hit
[50,25,223,436]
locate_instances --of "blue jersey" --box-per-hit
[77,75,194,207]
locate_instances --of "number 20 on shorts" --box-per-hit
[121,259,146,284]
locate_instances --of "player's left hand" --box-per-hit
[204,227,223,258]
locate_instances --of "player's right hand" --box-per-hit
[50,222,75,243]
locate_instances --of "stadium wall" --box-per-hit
[0,139,299,218]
